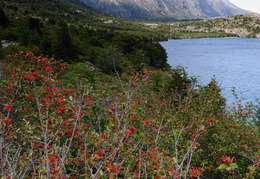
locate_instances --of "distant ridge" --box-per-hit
[78,0,251,21]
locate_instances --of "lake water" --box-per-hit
[160,38,260,106]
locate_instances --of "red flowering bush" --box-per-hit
[189,167,203,177]
[222,156,235,166]
[0,51,260,178]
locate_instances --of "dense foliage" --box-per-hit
[0,52,259,178]
[0,0,169,74]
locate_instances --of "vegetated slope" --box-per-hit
[1,0,260,178]
[2,0,257,41]
[78,0,251,21]
[0,0,137,28]
[147,13,260,38]
[0,0,170,75]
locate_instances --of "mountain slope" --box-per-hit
[78,0,251,21]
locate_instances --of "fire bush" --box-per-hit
[0,52,259,178]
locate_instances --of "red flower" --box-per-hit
[42,57,49,62]
[152,161,159,168]
[100,134,107,138]
[154,177,164,179]
[6,87,13,93]
[56,107,65,113]
[60,63,67,70]
[108,164,120,174]
[145,69,151,74]
[62,121,69,127]
[86,99,93,106]
[22,74,36,81]
[33,71,40,77]
[48,154,60,164]
[135,173,141,178]
[28,94,34,101]
[69,89,75,94]
[26,51,33,58]
[12,69,19,78]
[34,56,40,61]
[94,150,105,159]
[129,76,138,81]
[50,168,61,175]
[58,99,65,105]
[4,118,12,126]
[128,126,137,134]
[75,158,83,164]
[81,150,88,155]
[164,150,169,154]
[152,156,158,161]
[130,114,138,120]
[44,87,51,92]
[189,167,203,177]
[42,76,48,81]
[248,110,254,114]
[206,167,212,172]
[143,120,152,126]
[167,166,175,172]
[222,156,235,166]
[96,150,105,156]
[45,65,54,72]
[52,87,59,93]
[32,143,39,150]
[5,104,13,111]
[207,117,217,123]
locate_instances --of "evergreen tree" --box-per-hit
[17,19,30,46]
[50,21,77,62]
[0,8,8,28]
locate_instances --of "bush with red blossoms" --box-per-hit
[0,52,260,178]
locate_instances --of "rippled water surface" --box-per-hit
[160,38,260,105]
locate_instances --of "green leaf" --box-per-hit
[28,149,33,157]
[19,161,25,168]
[218,164,228,170]
[230,163,238,169]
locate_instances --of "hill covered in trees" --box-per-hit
[0,0,170,75]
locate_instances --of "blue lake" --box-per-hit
[160,38,260,106]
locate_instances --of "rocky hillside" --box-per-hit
[78,0,251,21]
[169,14,260,38]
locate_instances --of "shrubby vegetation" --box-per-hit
[1,1,260,178]
[0,52,259,178]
